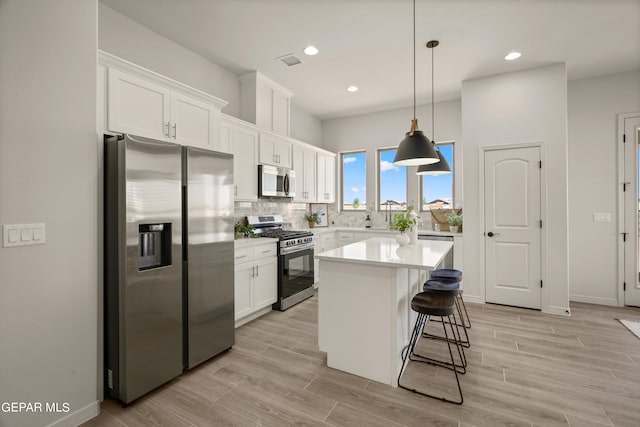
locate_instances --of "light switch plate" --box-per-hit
[593,213,612,223]
[3,223,46,247]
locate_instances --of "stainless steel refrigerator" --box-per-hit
[104,134,234,404]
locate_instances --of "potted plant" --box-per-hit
[389,212,416,247]
[234,221,256,239]
[447,212,462,233]
[306,212,319,228]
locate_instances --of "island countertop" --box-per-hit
[315,237,453,269]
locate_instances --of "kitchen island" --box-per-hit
[316,237,453,386]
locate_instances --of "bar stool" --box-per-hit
[398,290,464,404]
[430,269,471,329]
[422,279,470,350]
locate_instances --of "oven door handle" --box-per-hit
[280,243,314,255]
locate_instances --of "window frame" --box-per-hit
[377,146,408,212]
[419,141,455,212]
[340,149,367,212]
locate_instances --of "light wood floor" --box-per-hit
[83,298,640,427]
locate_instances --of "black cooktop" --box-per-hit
[260,229,313,240]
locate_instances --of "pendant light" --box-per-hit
[392,0,439,167]
[417,40,451,175]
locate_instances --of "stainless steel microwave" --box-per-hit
[258,164,295,198]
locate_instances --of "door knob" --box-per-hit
[487,232,500,237]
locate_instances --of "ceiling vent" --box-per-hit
[278,54,302,67]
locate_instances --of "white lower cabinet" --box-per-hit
[234,242,277,325]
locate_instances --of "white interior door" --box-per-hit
[623,116,640,307]
[485,146,542,309]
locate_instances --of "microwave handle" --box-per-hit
[283,174,289,195]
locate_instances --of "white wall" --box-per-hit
[322,99,462,215]
[291,105,323,148]
[462,64,570,315]
[98,2,241,117]
[568,70,640,305]
[0,1,99,426]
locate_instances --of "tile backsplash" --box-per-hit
[234,200,435,231]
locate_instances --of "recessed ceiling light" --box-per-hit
[347,86,359,92]
[505,51,522,61]
[304,46,319,56]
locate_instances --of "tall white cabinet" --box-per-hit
[240,71,293,137]
[317,153,336,203]
[292,145,317,202]
[220,115,259,201]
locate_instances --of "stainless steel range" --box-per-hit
[247,215,315,310]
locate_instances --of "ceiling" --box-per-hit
[100,0,640,120]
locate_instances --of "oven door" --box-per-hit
[279,246,314,300]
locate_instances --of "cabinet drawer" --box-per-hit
[254,245,277,259]
[234,247,253,262]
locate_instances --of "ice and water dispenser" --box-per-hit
[138,223,172,270]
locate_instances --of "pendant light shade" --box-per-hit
[392,0,440,167]
[395,128,439,166]
[417,149,450,175]
[416,40,451,175]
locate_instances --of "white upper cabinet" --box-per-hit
[240,71,293,137]
[259,132,292,168]
[222,116,259,202]
[108,69,171,141]
[101,51,227,150]
[317,153,336,203]
[293,144,317,203]
[170,92,219,149]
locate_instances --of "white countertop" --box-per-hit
[310,226,462,237]
[234,237,278,248]
[315,237,453,269]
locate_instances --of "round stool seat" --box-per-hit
[423,279,460,292]
[411,291,456,316]
[430,269,462,282]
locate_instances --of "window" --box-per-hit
[421,143,454,211]
[341,151,366,210]
[378,148,407,211]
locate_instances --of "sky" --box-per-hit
[342,145,454,209]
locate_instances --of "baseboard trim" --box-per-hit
[543,305,571,316]
[47,400,99,427]
[461,294,483,304]
[235,306,272,328]
[570,294,619,307]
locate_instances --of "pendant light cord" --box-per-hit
[413,0,416,121]
[431,42,435,143]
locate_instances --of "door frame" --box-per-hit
[478,142,548,309]
[617,112,640,306]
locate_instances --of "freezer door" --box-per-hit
[183,146,235,368]
[105,134,184,404]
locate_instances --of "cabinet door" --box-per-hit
[325,155,336,202]
[259,132,277,166]
[234,263,254,320]
[171,93,215,148]
[317,154,327,202]
[218,118,233,155]
[275,139,292,169]
[255,81,273,132]
[292,145,306,203]
[108,69,170,141]
[253,257,277,310]
[304,149,317,202]
[234,125,259,201]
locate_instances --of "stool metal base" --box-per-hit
[398,313,464,404]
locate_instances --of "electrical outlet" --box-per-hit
[593,213,611,223]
